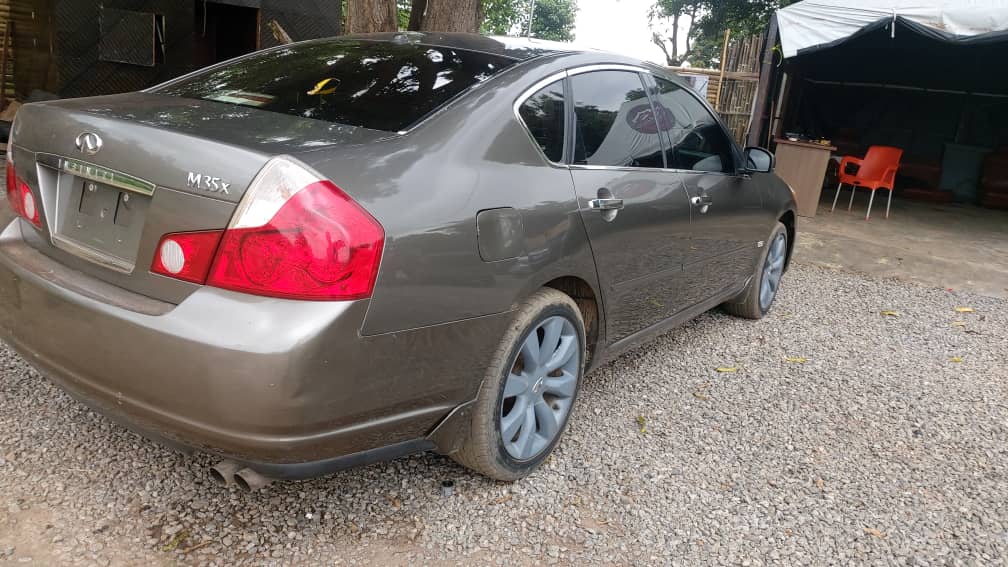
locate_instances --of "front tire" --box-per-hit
[452,288,585,481]
[723,221,788,319]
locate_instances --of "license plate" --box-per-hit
[77,179,139,228]
[53,175,152,273]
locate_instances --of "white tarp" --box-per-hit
[777,0,1008,58]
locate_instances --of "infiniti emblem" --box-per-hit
[75,132,103,155]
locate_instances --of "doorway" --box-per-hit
[193,1,259,67]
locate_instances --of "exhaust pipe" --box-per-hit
[209,460,242,487]
[234,467,273,491]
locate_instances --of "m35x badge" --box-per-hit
[186,172,231,195]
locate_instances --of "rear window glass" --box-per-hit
[518,79,566,162]
[154,40,516,132]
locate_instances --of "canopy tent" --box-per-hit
[746,0,1008,209]
[777,0,1008,58]
[748,1,1008,147]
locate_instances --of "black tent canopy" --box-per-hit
[750,2,1008,205]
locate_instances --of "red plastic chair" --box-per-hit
[831,146,903,220]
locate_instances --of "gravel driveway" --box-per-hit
[1,262,1006,566]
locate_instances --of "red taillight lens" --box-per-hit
[5,153,20,216]
[5,152,41,228]
[151,230,224,284]
[207,178,384,300]
[150,157,384,299]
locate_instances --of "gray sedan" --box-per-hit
[0,33,795,487]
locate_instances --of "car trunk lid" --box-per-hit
[8,93,388,304]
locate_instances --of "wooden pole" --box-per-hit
[0,24,9,105]
[747,15,779,147]
[715,28,731,111]
[526,0,537,37]
[267,19,293,44]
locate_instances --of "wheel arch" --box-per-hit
[778,209,796,272]
[542,276,602,369]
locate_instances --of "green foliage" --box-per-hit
[650,0,798,67]
[685,29,725,68]
[528,0,578,41]
[397,0,411,29]
[346,0,577,40]
[482,0,521,35]
[481,0,579,41]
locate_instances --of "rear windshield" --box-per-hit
[153,39,517,132]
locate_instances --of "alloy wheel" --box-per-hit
[499,315,580,461]
[759,232,787,311]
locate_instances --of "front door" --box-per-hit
[567,69,693,341]
[651,76,766,307]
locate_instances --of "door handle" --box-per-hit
[690,193,713,214]
[589,198,624,211]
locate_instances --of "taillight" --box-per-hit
[4,152,18,216]
[151,230,224,284]
[5,150,41,228]
[153,157,385,301]
[20,182,40,227]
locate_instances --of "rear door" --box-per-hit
[650,75,766,306]
[566,68,693,341]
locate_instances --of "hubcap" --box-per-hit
[759,232,787,311]
[499,315,580,461]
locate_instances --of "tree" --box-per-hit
[648,0,702,67]
[526,0,578,41]
[482,0,578,41]
[408,0,427,30]
[482,0,521,35]
[421,0,485,32]
[649,0,797,67]
[355,0,576,38]
[345,0,398,33]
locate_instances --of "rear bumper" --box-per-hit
[0,220,507,473]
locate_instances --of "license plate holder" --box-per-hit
[53,175,152,273]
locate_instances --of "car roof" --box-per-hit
[342,31,598,61]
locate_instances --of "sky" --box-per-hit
[571,0,671,64]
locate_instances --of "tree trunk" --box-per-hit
[408,0,428,31]
[685,4,698,55]
[345,0,398,34]
[670,13,680,62]
[420,0,483,33]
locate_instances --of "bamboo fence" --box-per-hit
[669,32,763,145]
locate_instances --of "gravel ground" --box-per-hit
[1,262,1006,566]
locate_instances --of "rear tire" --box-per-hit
[723,221,788,320]
[452,288,585,481]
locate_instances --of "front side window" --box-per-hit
[653,77,735,173]
[153,40,516,132]
[570,71,665,168]
[518,79,566,163]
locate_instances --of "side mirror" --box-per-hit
[744,147,775,174]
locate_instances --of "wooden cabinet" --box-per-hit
[773,138,837,217]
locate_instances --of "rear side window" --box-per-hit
[570,70,665,168]
[153,40,516,132]
[518,80,566,162]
